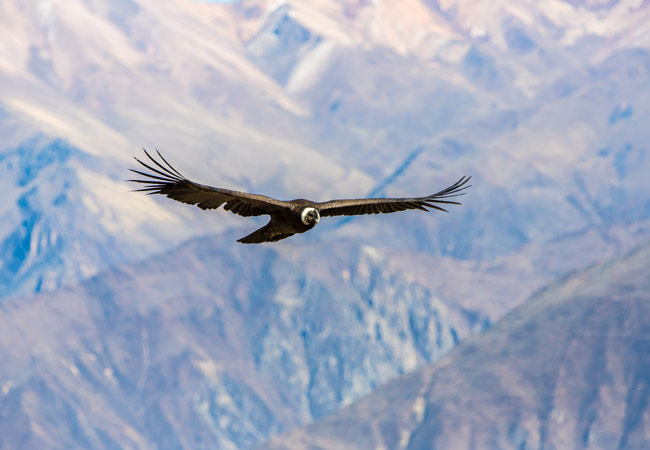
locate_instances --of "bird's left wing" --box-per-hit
[317,176,471,217]
[128,150,290,217]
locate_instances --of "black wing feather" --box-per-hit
[128,150,289,217]
[318,176,471,217]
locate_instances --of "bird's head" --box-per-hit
[301,207,320,226]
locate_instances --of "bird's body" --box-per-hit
[238,200,319,243]
[129,150,470,244]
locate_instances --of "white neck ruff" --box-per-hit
[301,207,320,225]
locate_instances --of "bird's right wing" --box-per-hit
[128,150,290,217]
[317,176,471,217]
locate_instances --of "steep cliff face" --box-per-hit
[263,242,650,450]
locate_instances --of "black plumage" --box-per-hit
[129,150,471,244]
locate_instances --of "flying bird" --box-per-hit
[129,150,470,244]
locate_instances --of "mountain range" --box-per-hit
[1,0,650,448]
[2,232,648,449]
[1,0,649,298]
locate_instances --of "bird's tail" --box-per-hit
[237,225,295,244]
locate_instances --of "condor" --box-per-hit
[129,150,470,244]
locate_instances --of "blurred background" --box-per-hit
[0,0,649,448]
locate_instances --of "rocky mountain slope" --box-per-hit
[0,233,506,449]
[263,241,650,450]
